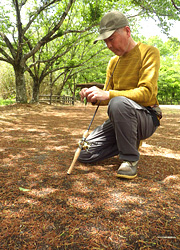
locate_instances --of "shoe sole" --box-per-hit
[117,173,137,179]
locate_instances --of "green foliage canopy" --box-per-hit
[147,36,180,104]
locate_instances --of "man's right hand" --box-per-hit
[79,87,109,103]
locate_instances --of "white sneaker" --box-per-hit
[117,161,138,179]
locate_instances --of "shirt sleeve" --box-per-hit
[99,56,119,106]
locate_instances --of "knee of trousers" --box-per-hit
[108,96,132,118]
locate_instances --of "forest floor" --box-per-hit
[0,103,180,250]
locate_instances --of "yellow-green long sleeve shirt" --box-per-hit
[100,42,160,107]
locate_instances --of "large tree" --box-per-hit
[0,0,76,102]
[0,0,102,102]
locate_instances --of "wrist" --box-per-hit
[105,91,110,100]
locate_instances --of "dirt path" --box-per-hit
[0,103,179,249]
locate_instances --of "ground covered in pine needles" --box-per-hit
[0,103,180,250]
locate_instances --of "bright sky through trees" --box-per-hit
[139,19,180,41]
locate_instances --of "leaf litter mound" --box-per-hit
[0,103,179,250]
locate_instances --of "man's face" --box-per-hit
[104,27,130,56]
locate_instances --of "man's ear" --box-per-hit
[125,26,131,37]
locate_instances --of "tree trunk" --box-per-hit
[32,79,40,103]
[14,66,27,103]
[50,72,53,105]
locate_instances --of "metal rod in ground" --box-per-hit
[87,103,101,131]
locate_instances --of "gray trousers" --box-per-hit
[78,96,158,163]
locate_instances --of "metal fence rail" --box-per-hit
[39,94,180,105]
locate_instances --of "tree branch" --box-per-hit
[13,0,23,45]
[0,32,16,59]
[43,47,106,78]
[0,47,14,65]
[0,57,12,63]
[23,0,59,35]
[48,23,98,42]
[171,0,180,11]
[25,32,91,70]
[19,0,28,10]
[23,0,76,62]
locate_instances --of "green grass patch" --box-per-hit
[0,98,16,106]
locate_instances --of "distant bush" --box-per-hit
[0,98,16,106]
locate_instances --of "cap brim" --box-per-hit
[93,30,116,44]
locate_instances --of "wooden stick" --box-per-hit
[67,130,89,174]
[67,147,81,175]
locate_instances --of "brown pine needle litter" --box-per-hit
[0,103,180,249]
